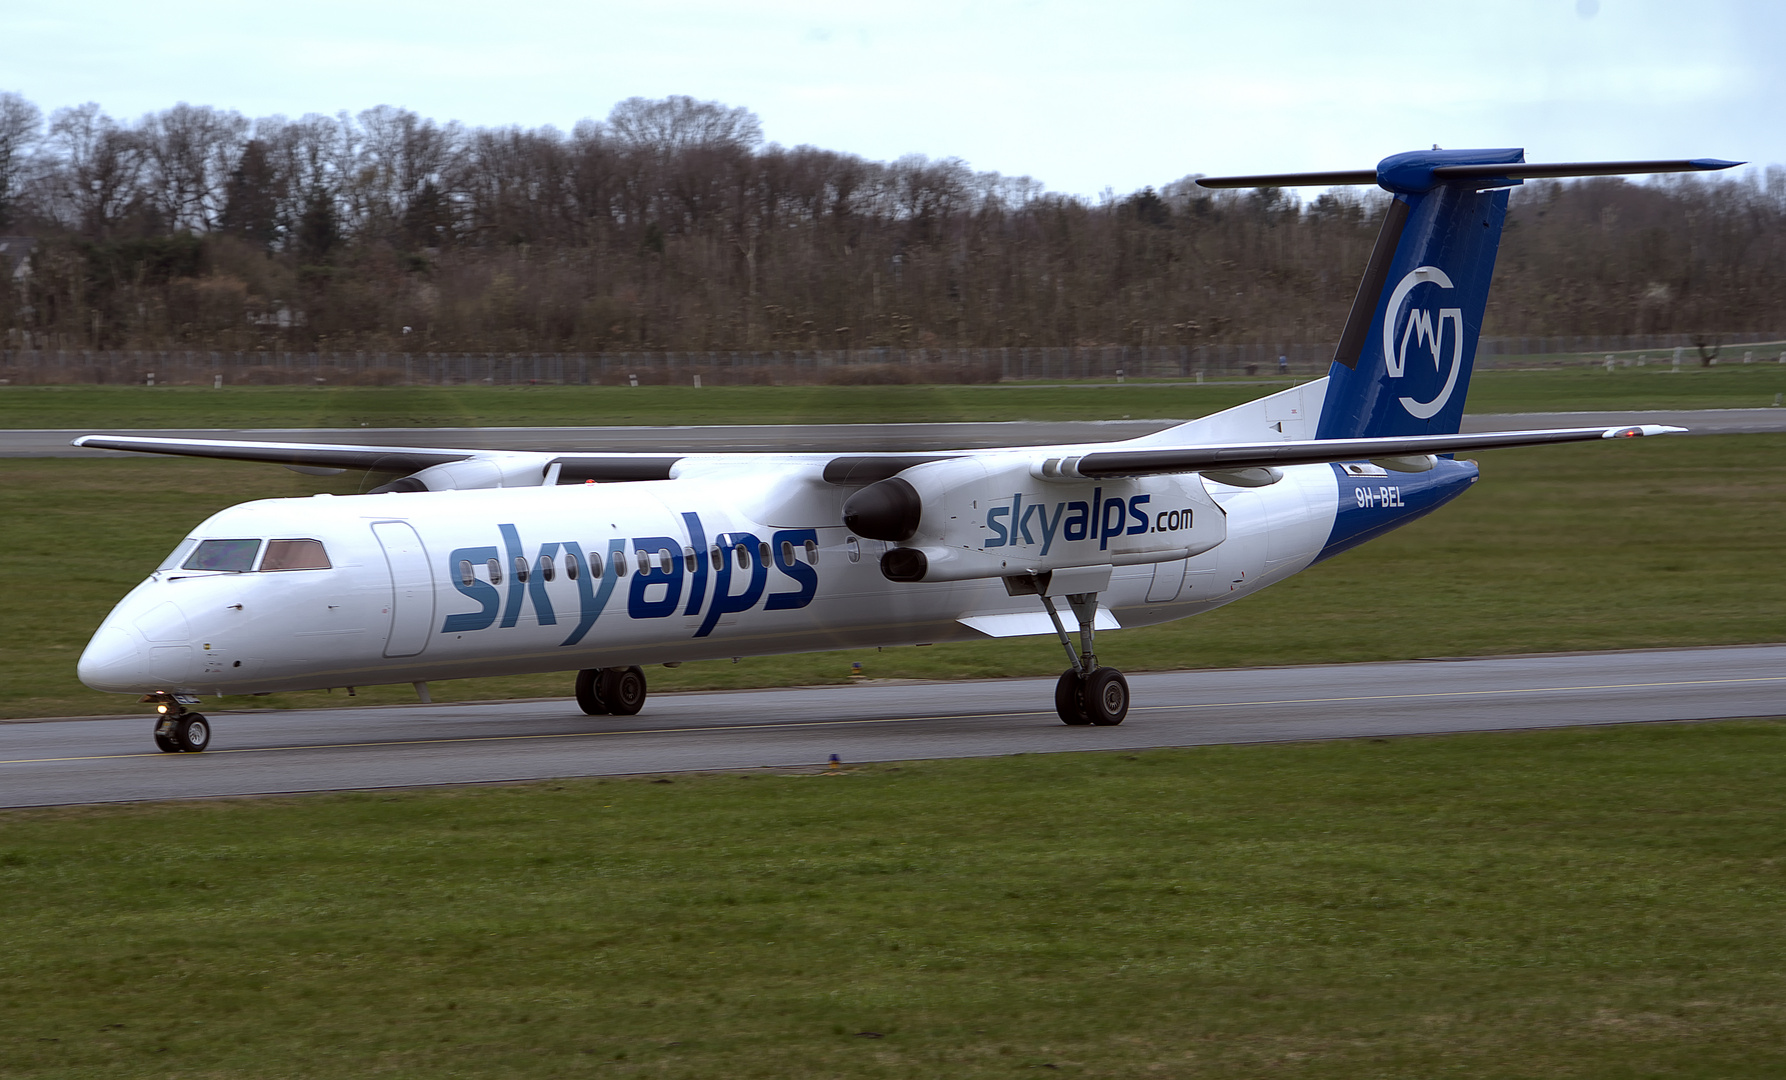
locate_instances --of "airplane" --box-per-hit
[72,147,1740,753]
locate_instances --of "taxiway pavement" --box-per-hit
[4,645,1782,809]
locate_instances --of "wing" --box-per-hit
[73,423,1684,492]
[1066,424,1685,478]
[72,434,479,472]
[71,434,686,485]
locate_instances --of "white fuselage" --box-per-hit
[77,456,1361,698]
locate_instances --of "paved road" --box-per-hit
[5,409,1784,458]
[4,645,1782,808]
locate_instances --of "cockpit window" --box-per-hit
[182,539,262,572]
[261,539,331,571]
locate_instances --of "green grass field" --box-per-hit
[4,434,1783,719]
[4,364,1786,429]
[4,721,1785,1078]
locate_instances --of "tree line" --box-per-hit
[1,91,1782,354]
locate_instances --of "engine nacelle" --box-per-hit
[843,455,1227,583]
[370,455,554,493]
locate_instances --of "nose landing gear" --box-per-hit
[143,692,211,753]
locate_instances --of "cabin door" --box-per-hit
[372,521,435,658]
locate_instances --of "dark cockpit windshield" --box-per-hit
[182,539,262,572]
[176,538,332,573]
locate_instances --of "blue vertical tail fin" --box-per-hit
[1314,148,1519,439]
[1195,150,1740,440]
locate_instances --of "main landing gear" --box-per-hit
[1038,590,1130,726]
[575,666,648,716]
[143,692,211,753]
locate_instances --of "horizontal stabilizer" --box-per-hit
[1195,169,1379,189]
[1431,158,1742,182]
[1197,157,1741,190]
[1069,425,1685,479]
[1194,169,1379,189]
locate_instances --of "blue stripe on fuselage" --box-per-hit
[1314,457,1479,564]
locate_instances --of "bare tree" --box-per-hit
[607,95,762,155]
[41,103,148,237]
[141,103,249,231]
[0,91,42,229]
[2,90,1782,354]
[354,105,462,245]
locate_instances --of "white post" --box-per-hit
[1673,347,1684,372]
[693,374,702,388]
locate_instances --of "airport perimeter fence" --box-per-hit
[3,333,1785,388]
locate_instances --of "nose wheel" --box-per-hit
[144,693,211,752]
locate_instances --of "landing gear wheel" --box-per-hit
[1055,669,1091,725]
[598,666,647,716]
[173,713,211,752]
[153,722,180,753]
[575,668,609,715]
[1082,668,1129,726]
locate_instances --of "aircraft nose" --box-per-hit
[78,624,148,693]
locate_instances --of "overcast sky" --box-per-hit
[3,0,1778,195]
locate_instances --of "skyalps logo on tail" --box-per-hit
[1384,266,1464,420]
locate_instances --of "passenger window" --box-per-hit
[846,537,861,563]
[684,547,697,573]
[459,559,475,587]
[804,539,819,565]
[515,556,530,584]
[488,557,503,585]
[759,541,772,564]
[735,544,749,569]
[659,548,674,573]
[540,555,555,582]
[710,546,723,570]
[591,551,605,577]
[565,553,580,581]
[261,539,331,571]
[780,540,795,565]
[635,549,649,575]
[183,539,261,572]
